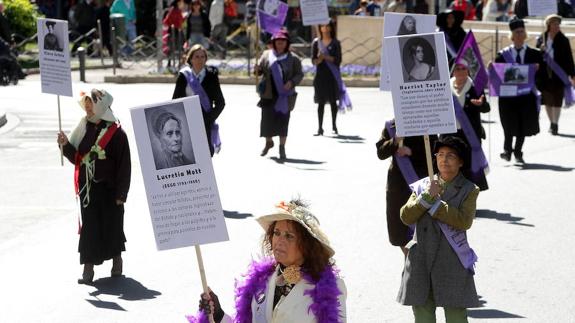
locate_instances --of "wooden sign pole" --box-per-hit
[195,245,215,323]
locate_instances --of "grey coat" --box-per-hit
[397,173,480,308]
[256,50,303,111]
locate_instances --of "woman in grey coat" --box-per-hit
[254,29,303,160]
[398,136,480,323]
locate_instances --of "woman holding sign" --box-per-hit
[255,29,303,160]
[535,14,575,136]
[397,136,480,323]
[173,44,226,156]
[187,198,347,323]
[57,89,131,284]
[311,20,351,136]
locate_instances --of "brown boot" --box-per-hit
[78,263,94,284]
[111,256,123,277]
[260,140,274,156]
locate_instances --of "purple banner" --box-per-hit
[454,31,488,96]
[488,63,536,97]
[257,0,288,35]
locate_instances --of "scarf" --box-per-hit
[69,90,117,149]
[186,258,343,323]
[450,76,473,108]
[269,50,294,115]
[316,38,352,112]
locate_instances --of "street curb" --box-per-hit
[103,74,380,87]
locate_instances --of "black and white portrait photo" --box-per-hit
[259,0,279,16]
[43,20,63,51]
[397,15,417,35]
[460,47,480,80]
[503,65,528,84]
[145,103,196,170]
[400,35,440,82]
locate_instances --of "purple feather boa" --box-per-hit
[185,258,343,323]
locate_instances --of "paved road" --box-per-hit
[0,71,574,322]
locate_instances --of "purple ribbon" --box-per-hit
[410,177,478,274]
[453,30,488,96]
[443,32,458,59]
[543,51,575,106]
[452,95,489,175]
[181,66,221,153]
[318,40,352,112]
[257,0,288,35]
[385,120,419,186]
[269,53,294,115]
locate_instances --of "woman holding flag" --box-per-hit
[255,29,303,160]
[57,89,131,284]
[173,44,226,156]
[311,20,351,136]
[397,136,480,323]
[535,14,575,136]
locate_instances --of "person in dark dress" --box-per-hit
[43,20,63,51]
[535,14,575,135]
[173,44,225,156]
[494,17,542,164]
[311,21,342,136]
[376,120,437,257]
[95,0,113,56]
[254,29,303,160]
[57,89,131,284]
[436,9,467,67]
[450,61,489,190]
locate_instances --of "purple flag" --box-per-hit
[257,0,288,35]
[454,31,488,97]
[488,63,537,97]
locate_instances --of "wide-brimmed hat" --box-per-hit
[434,136,470,168]
[509,16,525,31]
[256,201,335,257]
[436,9,464,29]
[271,29,289,41]
[544,14,562,26]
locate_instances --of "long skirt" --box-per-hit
[79,182,126,265]
[260,101,290,137]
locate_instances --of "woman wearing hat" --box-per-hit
[187,199,347,323]
[56,89,131,284]
[450,60,490,190]
[494,17,542,163]
[535,14,575,136]
[436,9,467,67]
[255,29,303,160]
[397,136,480,323]
[173,44,226,156]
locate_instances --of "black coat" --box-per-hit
[535,31,575,90]
[312,38,342,105]
[495,46,543,137]
[172,65,225,155]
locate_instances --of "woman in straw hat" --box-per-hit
[535,14,575,136]
[56,89,131,284]
[187,199,347,323]
[397,136,480,323]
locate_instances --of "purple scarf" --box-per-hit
[543,50,575,106]
[452,95,489,175]
[317,39,352,112]
[500,47,541,112]
[269,51,295,115]
[186,258,343,323]
[410,177,478,274]
[181,66,221,154]
[443,31,458,59]
[384,120,419,186]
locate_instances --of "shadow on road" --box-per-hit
[270,157,326,166]
[89,276,161,301]
[85,299,126,311]
[557,133,575,139]
[468,309,524,319]
[331,134,365,144]
[223,210,253,219]
[475,209,534,227]
[517,163,574,172]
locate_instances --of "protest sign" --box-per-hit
[527,0,557,17]
[257,0,289,34]
[489,63,537,97]
[453,31,488,96]
[300,0,330,26]
[37,18,72,97]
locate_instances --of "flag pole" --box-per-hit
[57,95,63,166]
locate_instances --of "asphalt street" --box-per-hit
[0,70,574,323]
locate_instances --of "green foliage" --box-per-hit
[4,0,39,39]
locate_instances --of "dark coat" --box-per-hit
[495,45,543,137]
[173,65,225,156]
[186,11,211,39]
[535,31,575,90]
[312,38,342,105]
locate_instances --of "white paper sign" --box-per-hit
[300,0,330,26]
[37,18,72,97]
[385,32,457,137]
[380,13,437,91]
[130,97,229,251]
[527,0,557,17]
[499,85,518,97]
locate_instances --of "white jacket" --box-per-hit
[209,0,224,28]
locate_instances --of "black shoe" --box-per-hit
[500,151,511,161]
[260,141,274,156]
[332,127,338,135]
[279,145,286,160]
[514,152,525,164]
[552,123,558,136]
[314,129,324,136]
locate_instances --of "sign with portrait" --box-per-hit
[130,96,229,251]
[488,63,537,97]
[385,32,456,137]
[257,0,289,34]
[380,12,437,91]
[527,0,557,17]
[300,0,330,26]
[37,18,72,97]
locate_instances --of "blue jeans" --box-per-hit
[122,21,137,55]
[188,33,209,49]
